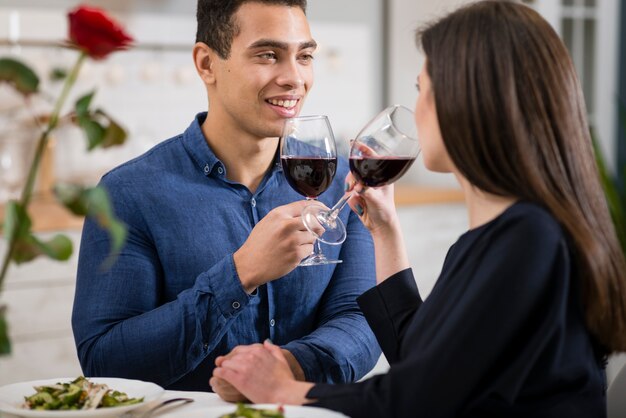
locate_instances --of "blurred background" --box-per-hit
[0,0,624,387]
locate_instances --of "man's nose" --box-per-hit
[277,59,304,89]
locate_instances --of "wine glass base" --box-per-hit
[302,204,347,245]
[298,253,343,267]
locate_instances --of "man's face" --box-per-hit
[209,3,316,139]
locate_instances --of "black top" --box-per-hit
[307,202,606,417]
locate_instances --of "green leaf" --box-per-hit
[100,114,127,148]
[593,131,626,255]
[49,67,68,82]
[3,201,32,243]
[0,57,39,95]
[54,184,127,258]
[75,91,96,118]
[86,187,128,254]
[0,305,10,355]
[11,233,73,264]
[11,235,41,263]
[53,183,89,215]
[99,219,127,271]
[79,117,106,150]
[33,234,73,261]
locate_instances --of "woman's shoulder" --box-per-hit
[467,201,565,247]
[447,201,568,274]
[496,201,564,241]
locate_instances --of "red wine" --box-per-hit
[281,156,337,198]
[349,156,416,187]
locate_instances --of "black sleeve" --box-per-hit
[357,268,422,363]
[307,215,572,418]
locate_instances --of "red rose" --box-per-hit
[68,5,133,60]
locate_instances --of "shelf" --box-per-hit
[0,186,464,232]
[394,184,464,206]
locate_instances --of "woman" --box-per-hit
[212,1,626,416]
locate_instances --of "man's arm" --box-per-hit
[72,186,252,386]
[282,208,381,383]
[72,174,318,387]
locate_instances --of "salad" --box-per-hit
[219,403,285,418]
[21,376,144,411]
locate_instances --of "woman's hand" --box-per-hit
[345,173,400,237]
[345,173,410,283]
[212,341,314,405]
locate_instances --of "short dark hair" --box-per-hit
[196,0,308,59]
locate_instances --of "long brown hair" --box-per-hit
[418,0,626,352]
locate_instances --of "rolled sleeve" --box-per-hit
[204,254,252,318]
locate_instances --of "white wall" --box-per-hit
[387,0,470,188]
[0,2,383,182]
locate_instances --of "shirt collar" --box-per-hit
[182,112,283,179]
[181,112,223,177]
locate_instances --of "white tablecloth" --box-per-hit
[148,390,230,416]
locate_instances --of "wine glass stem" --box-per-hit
[325,186,367,222]
[306,197,326,259]
[313,239,323,256]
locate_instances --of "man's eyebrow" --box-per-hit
[248,39,318,51]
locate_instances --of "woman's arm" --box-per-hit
[344,176,410,283]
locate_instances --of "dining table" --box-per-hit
[129,390,348,418]
[0,384,347,418]
[140,390,231,416]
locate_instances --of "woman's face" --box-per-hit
[415,62,454,173]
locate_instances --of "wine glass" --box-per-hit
[280,115,342,266]
[302,104,420,244]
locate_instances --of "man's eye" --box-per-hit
[258,52,277,60]
[299,54,314,62]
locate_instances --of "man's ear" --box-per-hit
[193,42,218,84]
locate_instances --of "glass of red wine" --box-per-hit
[302,105,420,245]
[280,115,341,266]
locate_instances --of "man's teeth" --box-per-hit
[268,99,297,108]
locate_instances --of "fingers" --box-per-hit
[210,376,248,402]
[264,340,287,362]
[213,366,244,390]
[215,344,263,366]
[282,199,328,216]
[347,193,366,218]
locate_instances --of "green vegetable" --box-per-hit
[219,403,286,418]
[21,376,143,411]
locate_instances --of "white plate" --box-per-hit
[0,377,164,418]
[184,404,349,418]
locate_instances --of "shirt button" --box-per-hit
[232,301,241,309]
[203,164,210,174]
[217,166,224,175]
[270,319,275,327]
[251,198,256,207]
[203,342,208,350]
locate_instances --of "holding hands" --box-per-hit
[212,341,314,405]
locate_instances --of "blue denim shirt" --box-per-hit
[72,113,380,391]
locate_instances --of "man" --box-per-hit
[71,0,380,395]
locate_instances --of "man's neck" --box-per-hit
[201,112,278,193]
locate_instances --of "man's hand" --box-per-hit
[281,348,306,381]
[213,341,313,405]
[211,344,306,402]
[233,200,323,292]
[209,376,248,402]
